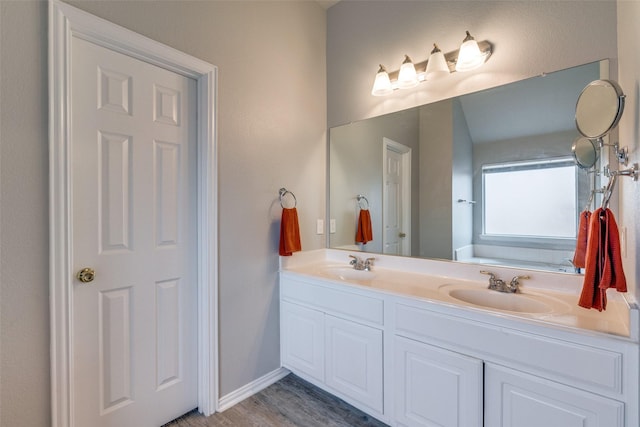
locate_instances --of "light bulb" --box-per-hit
[455,31,486,72]
[425,44,450,80]
[371,64,393,96]
[397,55,418,89]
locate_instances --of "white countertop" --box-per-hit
[281,249,639,339]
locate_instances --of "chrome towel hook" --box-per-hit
[601,174,617,210]
[357,194,369,210]
[279,188,297,208]
[601,163,639,209]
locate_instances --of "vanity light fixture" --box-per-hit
[370,30,492,96]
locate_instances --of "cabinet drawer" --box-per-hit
[281,276,384,326]
[395,303,623,396]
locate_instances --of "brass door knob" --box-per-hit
[77,267,95,283]
[399,232,407,238]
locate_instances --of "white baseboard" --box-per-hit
[217,367,291,412]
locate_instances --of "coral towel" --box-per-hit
[355,209,373,244]
[578,208,627,311]
[572,210,591,268]
[279,208,301,256]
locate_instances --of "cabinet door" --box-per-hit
[281,301,325,382]
[325,315,383,413]
[485,363,624,427]
[394,336,483,427]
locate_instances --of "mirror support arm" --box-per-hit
[604,163,639,182]
[597,138,629,166]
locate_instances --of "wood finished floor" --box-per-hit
[163,374,388,427]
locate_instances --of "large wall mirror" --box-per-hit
[329,60,609,274]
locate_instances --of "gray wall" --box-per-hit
[416,98,474,260]
[451,99,474,254]
[0,2,50,425]
[0,1,326,425]
[617,0,640,297]
[419,100,454,259]
[327,1,617,127]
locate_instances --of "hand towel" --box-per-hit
[572,210,591,268]
[598,208,627,294]
[279,207,301,256]
[578,208,627,311]
[355,209,373,244]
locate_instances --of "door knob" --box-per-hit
[77,267,95,283]
[399,232,407,238]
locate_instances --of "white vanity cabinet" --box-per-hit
[279,268,638,427]
[394,336,483,427]
[280,273,385,418]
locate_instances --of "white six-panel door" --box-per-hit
[384,147,403,255]
[71,36,197,426]
[383,138,411,256]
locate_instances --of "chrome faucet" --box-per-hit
[480,270,529,293]
[349,255,375,271]
[562,258,581,274]
[480,270,506,291]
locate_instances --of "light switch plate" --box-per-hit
[330,219,336,234]
[316,219,324,235]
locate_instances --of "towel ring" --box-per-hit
[357,194,369,210]
[279,188,297,208]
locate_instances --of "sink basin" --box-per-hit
[320,266,376,282]
[448,288,552,313]
[440,285,568,314]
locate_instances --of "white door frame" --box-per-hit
[382,137,411,256]
[48,1,218,425]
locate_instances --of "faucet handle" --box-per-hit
[510,275,530,288]
[480,270,496,280]
[349,254,359,265]
[364,257,375,270]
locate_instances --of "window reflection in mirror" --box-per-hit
[481,159,577,239]
[329,61,606,274]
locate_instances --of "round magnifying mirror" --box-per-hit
[575,79,625,139]
[571,137,599,169]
